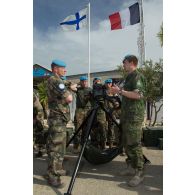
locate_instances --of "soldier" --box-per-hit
[111,55,146,187]
[33,89,45,157]
[73,76,92,153]
[92,77,107,150]
[46,59,73,187]
[104,79,119,149]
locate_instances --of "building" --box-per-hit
[66,69,122,85]
[33,64,52,87]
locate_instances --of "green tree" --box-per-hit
[157,23,163,47]
[37,81,48,118]
[139,59,163,126]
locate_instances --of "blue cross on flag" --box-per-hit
[60,8,88,31]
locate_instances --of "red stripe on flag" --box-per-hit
[109,12,122,30]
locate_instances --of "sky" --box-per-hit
[33,0,163,76]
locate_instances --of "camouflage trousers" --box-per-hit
[122,121,144,170]
[46,117,67,181]
[91,112,107,146]
[33,119,45,147]
[74,108,90,146]
[107,118,115,144]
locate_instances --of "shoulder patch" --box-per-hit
[59,83,65,90]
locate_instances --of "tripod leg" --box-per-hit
[64,106,98,195]
[66,109,93,148]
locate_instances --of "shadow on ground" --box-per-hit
[34,150,162,195]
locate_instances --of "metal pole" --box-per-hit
[88,2,91,86]
[137,0,145,67]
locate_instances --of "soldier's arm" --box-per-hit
[111,77,144,100]
[48,77,73,103]
[64,80,78,92]
[34,96,44,124]
[120,90,141,99]
[121,75,145,100]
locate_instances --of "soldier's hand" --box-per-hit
[66,94,73,103]
[70,83,78,91]
[110,84,120,94]
[114,102,120,108]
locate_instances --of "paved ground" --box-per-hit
[33,146,163,195]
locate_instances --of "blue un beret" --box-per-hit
[105,79,112,84]
[80,76,88,81]
[93,77,101,81]
[52,59,67,67]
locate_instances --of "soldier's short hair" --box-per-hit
[51,63,56,71]
[123,55,138,66]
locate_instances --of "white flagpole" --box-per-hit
[137,0,145,67]
[88,2,91,86]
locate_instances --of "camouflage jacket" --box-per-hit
[76,86,92,110]
[105,89,120,109]
[47,74,71,122]
[33,90,44,125]
[121,69,146,122]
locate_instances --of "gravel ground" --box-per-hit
[33,146,163,195]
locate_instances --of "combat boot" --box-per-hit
[128,169,144,187]
[48,177,65,188]
[119,164,136,176]
[43,169,69,180]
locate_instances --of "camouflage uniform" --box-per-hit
[46,74,71,183]
[121,70,146,171]
[90,98,107,149]
[74,86,92,147]
[104,90,119,147]
[33,90,44,149]
[90,78,107,149]
[97,107,107,148]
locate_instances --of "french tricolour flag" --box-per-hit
[109,1,140,30]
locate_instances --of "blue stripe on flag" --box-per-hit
[60,12,86,30]
[129,2,140,25]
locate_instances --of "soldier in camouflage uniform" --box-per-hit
[104,79,119,148]
[73,76,92,153]
[92,77,107,150]
[46,59,73,187]
[33,89,45,157]
[111,55,146,187]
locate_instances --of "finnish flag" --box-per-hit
[60,8,88,31]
